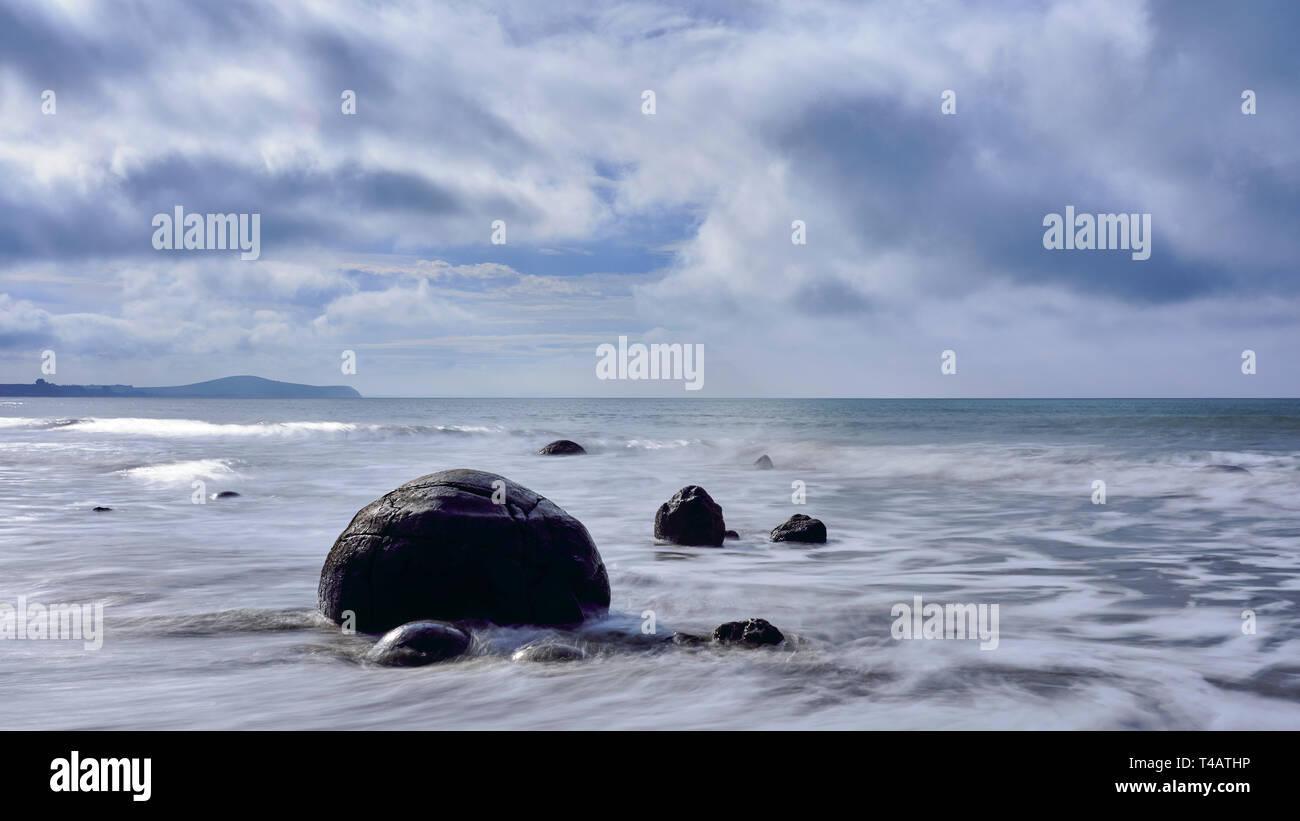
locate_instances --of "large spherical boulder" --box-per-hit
[770,513,827,543]
[539,440,586,455]
[654,485,726,546]
[318,469,610,633]
[365,621,471,666]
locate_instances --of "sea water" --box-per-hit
[1,397,1298,729]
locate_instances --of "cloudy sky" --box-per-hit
[0,0,1296,396]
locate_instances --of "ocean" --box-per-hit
[2,397,1298,729]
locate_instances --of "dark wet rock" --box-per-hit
[213,491,241,498]
[365,620,471,667]
[712,618,785,646]
[91,506,112,512]
[318,468,611,633]
[538,439,586,455]
[655,485,726,546]
[1204,464,1250,473]
[770,513,827,543]
[671,632,707,646]
[754,454,774,470]
[724,530,739,540]
[510,641,587,663]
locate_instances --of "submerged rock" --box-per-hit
[213,491,241,499]
[318,468,611,633]
[91,506,113,512]
[712,618,785,646]
[770,513,827,543]
[654,485,726,546]
[1204,464,1250,473]
[538,440,586,455]
[670,632,708,646]
[724,530,739,540]
[754,454,774,470]
[365,620,471,667]
[510,641,587,663]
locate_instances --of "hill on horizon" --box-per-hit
[0,375,361,399]
[139,375,361,398]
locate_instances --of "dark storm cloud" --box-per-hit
[1,0,1298,396]
[773,55,1300,306]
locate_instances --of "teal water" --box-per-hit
[1,397,1298,728]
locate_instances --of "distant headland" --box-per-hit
[0,375,361,399]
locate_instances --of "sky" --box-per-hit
[0,0,1296,397]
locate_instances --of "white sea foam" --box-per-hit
[2,416,510,439]
[116,459,235,485]
[70,418,361,437]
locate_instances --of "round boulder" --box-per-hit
[510,641,587,663]
[654,485,726,546]
[538,440,586,455]
[712,618,785,646]
[318,469,610,633]
[365,621,471,667]
[770,513,827,543]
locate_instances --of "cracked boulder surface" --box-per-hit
[318,469,610,634]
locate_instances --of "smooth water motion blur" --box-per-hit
[2,397,1298,729]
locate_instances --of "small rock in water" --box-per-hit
[671,632,707,646]
[724,530,739,540]
[365,621,471,667]
[538,439,586,455]
[212,491,241,499]
[1204,464,1250,473]
[770,513,827,543]
[655,485,726,546]
[712,618,785,647]
[511,641,587,663]
[754,454,774,470]
[91,506,113,512]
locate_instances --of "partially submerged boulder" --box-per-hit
[538,440,586,455]
[318,469,610,633]
[712,618,785,646]
[654,485,726,546]
[365,621,471,667]
[754,454,774,470]
[510,641,587,663]
[770,513,827,544]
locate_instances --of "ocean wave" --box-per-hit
[620,438,701,450]
[116,459,236,485]
[1,416,508,438]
